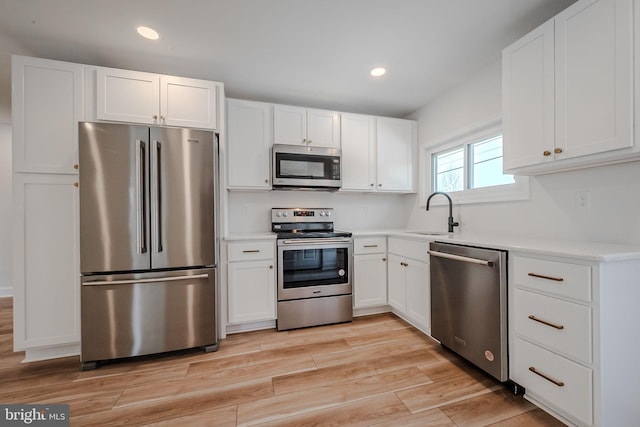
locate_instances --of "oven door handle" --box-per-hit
[279,238,352,245]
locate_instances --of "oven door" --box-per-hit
[277,238,353,301]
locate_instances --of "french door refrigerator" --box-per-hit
[78,122,218,370]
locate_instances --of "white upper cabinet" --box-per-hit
[96,67,220,130]
[226,99,272,189]
[503,0,633,174]
[376,117,416,192]
[274,104,340,148]
[341,113,376,191]
[12,56,84,174]
[341,115,417,193]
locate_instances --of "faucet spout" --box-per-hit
[425,191,459,233]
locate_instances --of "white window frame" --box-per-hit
[420,119,529,206]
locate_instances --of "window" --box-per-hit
[424,122,528,205]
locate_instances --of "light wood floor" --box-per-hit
[0,297,565,426]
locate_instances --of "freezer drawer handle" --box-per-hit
[528,315,564,330]
[528,272,564,282]
[83,273,209,286]
[428,250,493,267]
[528,366,565,387]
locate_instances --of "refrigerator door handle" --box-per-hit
[83,273,209,286]
[152,140,163,253]
[136,139,147,254]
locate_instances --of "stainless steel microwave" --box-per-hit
[272,144,341,190]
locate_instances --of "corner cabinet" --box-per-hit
[502,0,634,174]
[94,66,221,129]
[11,56,83,360]
[509,252,640,426]
[386,237,430,334]
[226,99,272,189]
[273,104,340,148]
[341,115,417,193]
[353,237,387,309]
[226,240,276,324]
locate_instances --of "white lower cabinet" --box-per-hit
[12,173,81,358]
[387,237,429,333]
[226,240,276,324]
[509,252,640,426]
[353,237,387,309]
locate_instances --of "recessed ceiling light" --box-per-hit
[137,26,159,40]
[370,67,386,77]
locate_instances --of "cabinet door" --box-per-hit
[228,260,276,323]
[387,254,406,311]
[376,118,416,192]
[226,99,272,189]
[13,173,80,349]
[12,56,84,174]
[274,104,307,145]
[354,254,387,308]
[405,260,430,332]
[306,108,340,148]
[96,67,159,124]
[341,113,376,191]
[160,75,218,129]
[502,20,555,171]
[555,0,633,158]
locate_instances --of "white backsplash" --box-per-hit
[228,190,414,234]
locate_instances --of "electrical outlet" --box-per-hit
[576,191,590,210]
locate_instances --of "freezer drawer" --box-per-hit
[81,268,217,364]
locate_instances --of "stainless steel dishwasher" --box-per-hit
[429,242,508,381]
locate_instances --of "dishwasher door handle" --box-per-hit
[428,250,494,267]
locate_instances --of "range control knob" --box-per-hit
[282,212,288,217]
[326,211,332,217]
[319,211,325,216]
[275,212,282,217]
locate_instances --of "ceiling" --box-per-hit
[0,0,577,118]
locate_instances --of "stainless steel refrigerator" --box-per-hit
[78,122,218,370]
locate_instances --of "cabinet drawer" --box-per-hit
[227,241,275,262]
[514,289,591,364]
[512,255,591,302]
[513,338,592,426]
[354,237,386,254]
[388,238,428,263]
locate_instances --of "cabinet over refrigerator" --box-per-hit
[78,122,218,370]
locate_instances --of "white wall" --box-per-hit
[406,58,640,246]
[228,191,413,234]
[0,124,11,296]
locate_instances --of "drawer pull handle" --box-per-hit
[528,315,564,330]
[242,250,260,253]
[528,272,564,282]
[529,366,565,387]
[363,244,379,248]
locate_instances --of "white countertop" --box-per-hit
[224,229,640,261]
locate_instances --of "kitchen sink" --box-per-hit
[405,231,452,236]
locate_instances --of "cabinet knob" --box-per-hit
[554,148,563,154]
[73,182,79,187]
[370,183,374,187]
[73,164,79,170]
[543,150,552,157]
[153,114,158,120]
[265,179,269,184]
[269,265,273,269]
[302,138,307,144]
[378,184,382,187]
[382,257,386,261]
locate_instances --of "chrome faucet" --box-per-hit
[425,192,459,233]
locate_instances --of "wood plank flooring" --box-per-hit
[0,297,566,426]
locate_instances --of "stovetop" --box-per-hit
[274,230,353,239]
